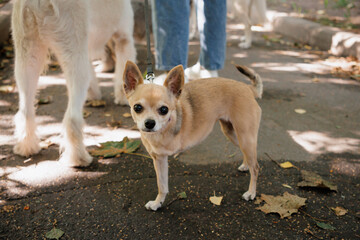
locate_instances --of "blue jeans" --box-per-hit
[151,0,227,71]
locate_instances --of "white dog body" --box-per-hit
[12,0,136,166]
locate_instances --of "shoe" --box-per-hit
[185,62,218,80]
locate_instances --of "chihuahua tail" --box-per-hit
[235,65,263,99]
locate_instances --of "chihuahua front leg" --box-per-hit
[145,154,169,211]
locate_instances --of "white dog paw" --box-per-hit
[238,163,249,172]
[145,200,162,211]
[114,94,128,106]
[13,139,41,157]
[238,41,251,49]
[59,149,92,167]
[242,191,256,201]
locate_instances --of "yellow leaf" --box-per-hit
[280,161,295,169]
[210,195,223,206]
[331,206,348,216]
[295,109,306,114]
[83,110,92,118]
[123,113,132,118]
[282,184,293,189]
[85,100,106,108]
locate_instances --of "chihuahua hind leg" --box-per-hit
[219,120,249,172]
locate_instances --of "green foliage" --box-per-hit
[89,137,141,158]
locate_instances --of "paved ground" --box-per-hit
[1,1,360,239]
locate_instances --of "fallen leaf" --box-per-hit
[89,137,141,158]
[85,99,106,107]
[256,192,307,219]
[23,205,30,210]
[312,77,319,82]
[122,113,132,118]
[316,221,336,230]
[106,120,122,129]
[45,228,64,240]
[295,109,306,114]
[297,170,337,192]
[331,206,348,216]
[0,85,15,93]
[254,198,263,205]
[280,161,295,169]
[38,96,53,105]
[210,195,223,206]
[177,192,187,199]
[3,205,15,212]
[282,184,293,189]
[83,110,92,118]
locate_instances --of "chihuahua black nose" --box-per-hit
[145,119,156,130]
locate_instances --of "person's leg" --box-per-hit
[198,0,227,70]
[185,0,226,80]
[151,0,190,71]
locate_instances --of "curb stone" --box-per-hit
[268,10,360,58]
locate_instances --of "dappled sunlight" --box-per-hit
[232,52,248,59]
[38,75,66,88]
[0,160,107,198]
[7,160,105,188]
[288,130,360,155]
[0,99,11,107]
[330,31,359,56]
[95,72,115,80]
[35,121,141,147]
[253,62,330,74]
[83,125,141,146]
[272,50,319,59]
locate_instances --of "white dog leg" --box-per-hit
[51,37,92,167]
[13,35,48,157]
[113,33,136,105]
[145,155,169,211]
[239,20,252,49]
[87,65,102,101]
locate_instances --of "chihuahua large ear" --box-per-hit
[123,61,144,95]
[164,65,184,97]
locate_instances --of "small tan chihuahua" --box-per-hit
[123,61,262,211]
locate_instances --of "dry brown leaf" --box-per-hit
[209,195,223,206]
[331,206,348,216]
[256,192,307,219]
[297,170,337,192]
[85,99,106,108]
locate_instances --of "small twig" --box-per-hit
[304,228,323,239]
[125,152,152,159]
[265,152,281,168]
[299,209,329,222]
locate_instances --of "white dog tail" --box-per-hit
[235,65,263,99]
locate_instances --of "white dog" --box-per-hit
[11,0,136,166]
[228,0,268,49]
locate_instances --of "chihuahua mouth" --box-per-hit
[142,128,157,133]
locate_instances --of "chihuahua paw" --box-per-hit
[242,191,256,201]
[145,200,162,211]
[238,163,249,172]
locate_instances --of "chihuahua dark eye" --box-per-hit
[159,106,168,115]
[133,104,143,113]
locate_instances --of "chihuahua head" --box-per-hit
[123,61,184,133]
